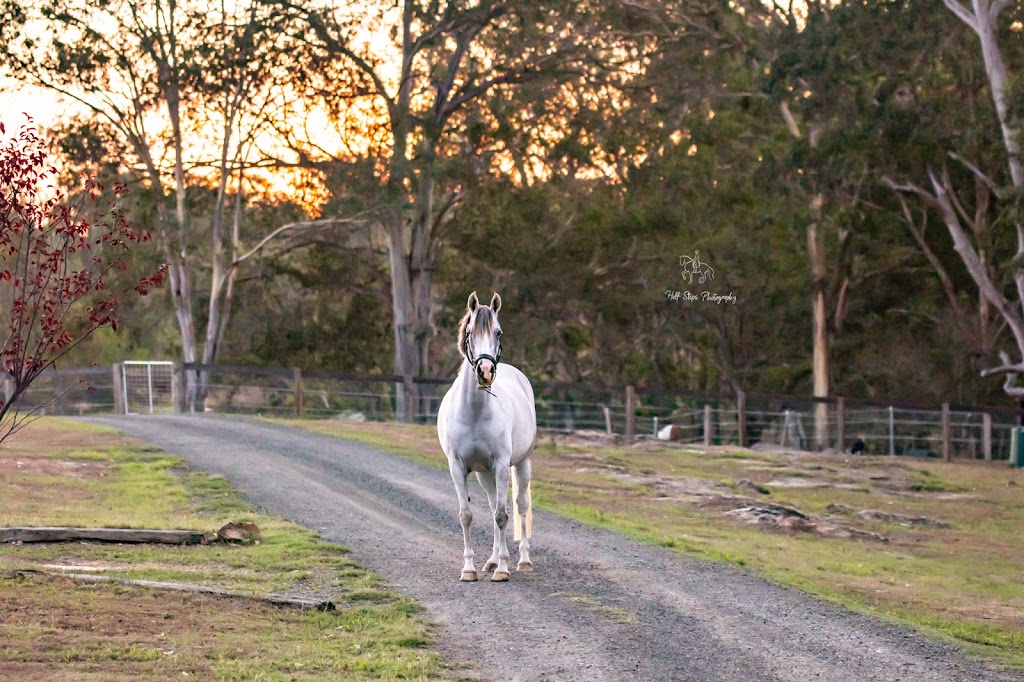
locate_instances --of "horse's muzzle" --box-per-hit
[475,357,496,387]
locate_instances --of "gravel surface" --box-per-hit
[89,415,1020,682]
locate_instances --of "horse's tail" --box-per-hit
[512,467,533,541]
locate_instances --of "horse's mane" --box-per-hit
[457,306,494,359]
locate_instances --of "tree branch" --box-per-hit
[942,0,978,32]
[231,215,370,267]
[948,151,999,195]
[989,0,1013,21]
[893,193,963,315]
[779,101,802,139]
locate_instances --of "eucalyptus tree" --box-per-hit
[0,0,304,409]
[884,0,1024,398]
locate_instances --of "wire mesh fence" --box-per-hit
[9,362,1022,462]
[7,367,116,416]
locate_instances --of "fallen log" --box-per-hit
[9,569,334,611]
[0,527,208,545]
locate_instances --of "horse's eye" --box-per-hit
[496,330,503,337]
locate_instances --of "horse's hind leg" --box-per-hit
[513,457,533,572]
[449,461,477,582]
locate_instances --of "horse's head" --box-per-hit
[458,291,503,388]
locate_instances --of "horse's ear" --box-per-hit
[490,292,501,313]
[467,291,479,311]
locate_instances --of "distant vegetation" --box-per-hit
[1,0,1022,410]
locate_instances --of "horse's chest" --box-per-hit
[445,425,507,472]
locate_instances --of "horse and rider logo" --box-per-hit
[680,250,715,285]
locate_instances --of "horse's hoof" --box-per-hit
[491,571,510,582]
[461,570,478,582]
[482,561,498,572]
[517,561,534,572]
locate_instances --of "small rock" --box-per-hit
[217,522,251,543]
[856,509,949,529]
[237,521,262,540]
[736,479,771,495]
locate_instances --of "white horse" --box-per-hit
[437,291,538,582]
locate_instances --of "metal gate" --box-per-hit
[121,361,175,415]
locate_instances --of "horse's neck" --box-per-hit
[456,362,494,414]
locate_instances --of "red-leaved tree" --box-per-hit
[0,118,166,441]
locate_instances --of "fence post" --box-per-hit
[172,363,187,414]
[601,405,612,435]
[983,413,992,462]
[703,404,712,447]
[737,390,747,448]
[52,374,66,415]
[888,406,895,455]
[835,397,845,453]
[941,403,951,462]
[625,386,636,439]
[112,364,125,415]
[293,368,304,419]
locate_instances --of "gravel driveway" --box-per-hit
[89,415,1019,682]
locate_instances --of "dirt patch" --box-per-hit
[722,504,889,543]
[0,421,134,457]
[0,455,112,480]
[892,491,978,500]
[827,504,950,529]
[574,466,729,500]
[568,461,895,543]
[762,477,832,488]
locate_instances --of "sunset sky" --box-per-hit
[0,79,72,133]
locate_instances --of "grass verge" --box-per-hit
[0,418,453,680]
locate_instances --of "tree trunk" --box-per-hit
[154,195,200,413]
[409,146,438,420]
[385,210,418,421]
[165,67,204,412]
[384,202,438,423]
[808,198,829,450]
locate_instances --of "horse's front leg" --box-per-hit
[491,464,512,581]
[448,459,476,582]
[475,470,502,574]
[476,468,511,582]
